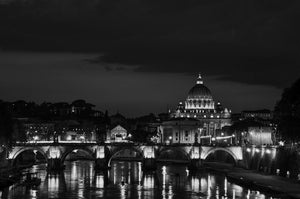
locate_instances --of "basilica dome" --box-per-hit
[187,84,212,100]
[185,74,215,110]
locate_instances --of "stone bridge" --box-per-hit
[8,142,243,171]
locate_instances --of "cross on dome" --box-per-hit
[196,73,203,84]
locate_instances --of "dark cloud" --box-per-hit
[1,0,300,88]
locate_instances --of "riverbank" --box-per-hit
[204,162,300,199]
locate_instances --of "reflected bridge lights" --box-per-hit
[96,174,105,189]
[143,175,154,189]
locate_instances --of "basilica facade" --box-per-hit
[158,74,232,144]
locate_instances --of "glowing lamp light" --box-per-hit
[169,136,172,140]
[96,146,105,159]
[67,135,72,141]
[221,133,224,136]
[246,148,251,153]
[49,147,61,159]
[212,138,216,141]
[255,149,260,153]
[266,149,271,154]
[279,141,284,146]
[80,136,85,140]
[33,136,39,141]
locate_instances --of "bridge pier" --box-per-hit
[95,158,109,171]
[142,158,157,171]
[47,158,64,172]
[188,159,203,171]
[95,146,108,171]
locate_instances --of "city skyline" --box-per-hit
[0,54,285,117]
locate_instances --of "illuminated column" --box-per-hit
[95,146,108,171]
[189,146,202,171]
[47,146,64,171]
[142,146,156,171]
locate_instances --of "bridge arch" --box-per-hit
[202,148,238,164]
[11,147,47,166]
[108,146,144,167]
[157,147,191,162]
[60,147,95,163]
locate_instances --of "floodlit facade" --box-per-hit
[159,74,232,144]
[246,127,274,145]
[106,125,129,142]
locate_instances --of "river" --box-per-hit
[1,161,281,199]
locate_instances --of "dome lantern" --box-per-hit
[196,73,203,85]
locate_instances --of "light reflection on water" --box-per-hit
[2,161,280,199]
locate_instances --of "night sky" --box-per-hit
[0,0,300,116]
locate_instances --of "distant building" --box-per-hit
[159,74,232,144]
[242,109,272,120]
[106,125,129,142]
[246,127,274,145]
[23,121,55,141]
[158,118,203,144]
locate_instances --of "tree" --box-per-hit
[0,101,13,147]
[274,78,300,142]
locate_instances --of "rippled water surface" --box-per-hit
[1,161,281,198]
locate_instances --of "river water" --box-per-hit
[1,161,280,199]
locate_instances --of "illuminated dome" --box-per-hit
[185,74,215,110]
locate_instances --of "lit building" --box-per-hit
[246,127,274,145]
[23,122,55,141]
[106,125,130,142]
[159,74,231,144]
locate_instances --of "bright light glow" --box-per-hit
[191,147,200,159]
[169,136,172,140]
[30,189,37,199]
[191,177,200,192]
[266,149,271,154]
[216,136,232,140]
[144,147,155,158]
[33,136,39,141]
[212,137,216,141]
[246,148,251,153]
[279,141,284,146]
[255,148,260,153]
[143,175,154,189]
[221,133,224,136]
[49,146,61,158]
[96,174,104,188]
[96,146,105,159]
[67,135,72,141]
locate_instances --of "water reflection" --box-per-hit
[4,161,279,199]
[46,172,66,198]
